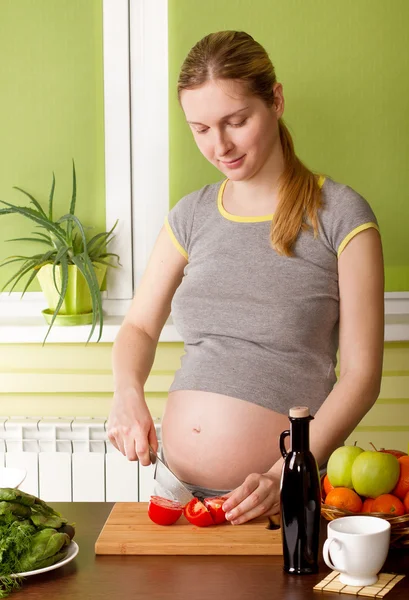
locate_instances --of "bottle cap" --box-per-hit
[289,406,310,418]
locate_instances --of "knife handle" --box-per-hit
[148,444,157,464]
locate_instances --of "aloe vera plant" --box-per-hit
[0,161,120,343]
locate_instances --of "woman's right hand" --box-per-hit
[107,387,159,466]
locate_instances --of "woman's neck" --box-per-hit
[225,141,285,216]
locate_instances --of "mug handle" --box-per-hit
[323,538,346,574]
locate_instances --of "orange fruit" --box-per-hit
[323,474,334,497]
[324,487,362,513]
[391,456,409,500]
[362,498,374,513]
[403,491,409,514]
[372,493,405,516]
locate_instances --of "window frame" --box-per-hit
[103,0,169,313]
[1,0,169,318]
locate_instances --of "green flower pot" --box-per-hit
[37,264,107,324]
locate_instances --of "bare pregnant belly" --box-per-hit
[161,390,289,490]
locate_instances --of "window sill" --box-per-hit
[0,315,182,344]
[384,314,409,342]
[0,314,408,344]
[0,293,408,344]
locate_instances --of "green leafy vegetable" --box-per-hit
[16,528,70,572]
[0,502,31,519]
[0,489,75,598]
[0,518,35,598]
[0,488,36,507]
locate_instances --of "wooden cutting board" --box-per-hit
[95,503,283,555]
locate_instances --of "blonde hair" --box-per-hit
[177,31,322,256]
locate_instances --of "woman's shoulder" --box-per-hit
[318,175,379,255]
[320,175,376,217]
[166,180,224,245]
[321,175,363,201]
[168,179,223,219]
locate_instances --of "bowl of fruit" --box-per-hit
[321,443,409,548]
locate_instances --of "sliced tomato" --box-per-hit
[203,496,228,525]
[184,498,214,527]
[148,496,183,526]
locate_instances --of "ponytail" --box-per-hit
[272,120,322,257]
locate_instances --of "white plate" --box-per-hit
[0,467,27,488]
[12,541,79,578]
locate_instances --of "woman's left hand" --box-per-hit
[221,472,280,525]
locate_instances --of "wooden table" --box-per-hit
[8,503,409,599]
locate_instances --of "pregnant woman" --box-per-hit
[107,31,384,525]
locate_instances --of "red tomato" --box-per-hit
[203,496,228,525]
[148,496,183,526]
[184,498,214,527]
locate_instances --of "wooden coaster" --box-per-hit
[313,571,405,597]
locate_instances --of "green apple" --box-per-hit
[351,451,400,498]
[327,445,364,488]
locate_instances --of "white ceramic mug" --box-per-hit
[323,516,391,586]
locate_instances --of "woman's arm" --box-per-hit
[274,226,384,471]
[107,225,187,466]
[307,226,384,462]
[222,227,384,524]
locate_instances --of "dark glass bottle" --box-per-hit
[279,406,321,575]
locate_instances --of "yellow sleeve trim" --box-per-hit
[337,222,380,258]
[164,217,188,260]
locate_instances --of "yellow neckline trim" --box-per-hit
[317,174,326,188]
[217,179,274,222]
[217,175,326,222]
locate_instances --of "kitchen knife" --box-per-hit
[149,445,195,506]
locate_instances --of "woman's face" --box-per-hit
[180,79,284,181]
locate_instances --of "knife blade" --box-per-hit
[149,445,195,506]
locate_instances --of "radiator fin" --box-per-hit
[0,416,161,502]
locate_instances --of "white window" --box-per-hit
[0,0,175,341]
[103,0,169,314]
[1,0,169,321]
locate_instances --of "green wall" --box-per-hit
[0,0,408,292]
[169,0,409,291]
[0,0,105,292]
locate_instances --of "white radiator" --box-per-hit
[0,416,162,502]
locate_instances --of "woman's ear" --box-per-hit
[272,83,285,119]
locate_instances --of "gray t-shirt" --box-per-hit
[165,176,379,415]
